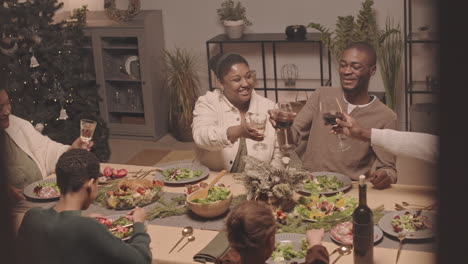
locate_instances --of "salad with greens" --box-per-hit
[191,187,231,204]
[294,192,357,222]
[33,182,60,198]
[96,216,134,240]
[391,211,431,233]
[162,168,202,181]
[271,238,309,262]
[303,175,344,194]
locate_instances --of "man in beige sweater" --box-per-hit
[269,42,397,189]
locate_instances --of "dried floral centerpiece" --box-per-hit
[236,156,309,210]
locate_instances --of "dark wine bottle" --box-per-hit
[352,175,374,264]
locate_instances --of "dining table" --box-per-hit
[14,162,438,264]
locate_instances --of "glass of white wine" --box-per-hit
[246,112,268,151]
[80,119,97,149]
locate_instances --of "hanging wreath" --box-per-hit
[104,0,141,22]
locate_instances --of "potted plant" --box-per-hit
[163,47,201,142]
[307,0,401,110]
[217,0,252,39]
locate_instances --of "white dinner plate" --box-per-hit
[267,233,307,264]
[154,160,210,184]
[329,221,383,245]
[378,210,436,240]
[100,214,148,241]
[23,178,60,202]
[297,171,352,196]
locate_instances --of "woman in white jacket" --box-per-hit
[1,78,91,201]
[192,53,283,172]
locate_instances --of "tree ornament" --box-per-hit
[58,108,68,120]
[104,0,141,22]
[0,35,18,57]
[34,123,45,133]
[30,55,40,68]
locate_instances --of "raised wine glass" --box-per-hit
[274,101,296,152]
[246,112,268,151]
[80,119,97,149]
[319,96,351,152]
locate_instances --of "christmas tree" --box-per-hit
[0,0,110,161]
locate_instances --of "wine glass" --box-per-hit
[80,119,97,149]
[319,96,351,152]
[274,101,296,152]
[246,112,268,151]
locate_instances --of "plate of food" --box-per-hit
[96,178,163,210]
[154,160,210,184]
[23,178,61,201]
[378,210,435,240]
[267,233,308,264]
[95,214,144,241]
[294,192,357,222]
[329,221,383,245]
[98,166,128,184]
[298,171,352,196]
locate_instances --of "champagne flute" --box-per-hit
[319,96,351,152]
[246,112,268,151]
[80,119,97,149]
[274,101,295,152]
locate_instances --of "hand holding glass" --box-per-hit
[320,96,350,152]
[80,119,97,149]
[246,112,268,151]
[274,102,296,152]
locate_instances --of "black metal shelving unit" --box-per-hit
[206,33,332,103]
[404,0,440,131]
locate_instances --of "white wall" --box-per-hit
[62,0,438,130]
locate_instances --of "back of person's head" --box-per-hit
[343,41,377,66]
[208,53,249,80]
[225,200,276,254]
[55,149,100,194]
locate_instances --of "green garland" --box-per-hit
[104,0,140,22]
[146,195,188,220]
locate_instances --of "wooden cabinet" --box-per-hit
[83,10,167,140]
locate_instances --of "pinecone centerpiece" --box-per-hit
[237,156,309,211]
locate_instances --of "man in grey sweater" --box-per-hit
[269,42,397,189]
[17,149,152,264]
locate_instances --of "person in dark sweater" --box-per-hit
[17,149,152,264]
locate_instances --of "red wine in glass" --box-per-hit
[323,112,344,126]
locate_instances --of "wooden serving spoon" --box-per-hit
[197,170,227,199]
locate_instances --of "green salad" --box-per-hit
[191,187,231,204]
[391,211,430,233]
[162,168,202,181]
[294,192,357,221]
[303,175,344,193]
[271,238,308,262]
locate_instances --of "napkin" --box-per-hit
[193,231,231,263]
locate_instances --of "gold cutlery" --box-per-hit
[332,245,352,264]
[177,235,195,252]
[395,232,407,264]
[169,226,193,253]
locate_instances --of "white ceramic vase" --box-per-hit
[223,20,244,39]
